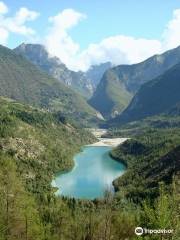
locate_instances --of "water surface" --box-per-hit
[54,146,125,199]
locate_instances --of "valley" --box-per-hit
[53,128,128,199]
[89,45,180,119]
[0,34,180,239]
[87,128,128,146]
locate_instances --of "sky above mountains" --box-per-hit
[1,0,180,71]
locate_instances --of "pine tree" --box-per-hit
[0,154,43,240]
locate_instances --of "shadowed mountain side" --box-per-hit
[112,63,180,125]
[89,45,180,118]
[0,45,101,127]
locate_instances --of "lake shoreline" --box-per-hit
[86,137,129,147]
[53,145,126,199]
[87,128,129,147]
[53,129,128,199]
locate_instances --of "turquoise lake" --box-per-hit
[54,146,126,199]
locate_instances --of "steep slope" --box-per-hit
[114,63,180,124]
[88,70,132,118]
[85,62,112,88]
[111,129,180,200]
[167,102,180,116]
[89,45,180,118]
[0,45,100,126]
[0,97,96,238]
[14,43,93,97]
[0,96,95,176]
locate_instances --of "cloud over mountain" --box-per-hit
[1,1,180,71]
[162,9,180,50]
[44,8,180,71]
[45,9,86,68]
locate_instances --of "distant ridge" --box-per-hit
[89,45,180,118]
[0,44,100,126]
[14,44,113,98]
[14,43,93,97]
[113,63,180,124]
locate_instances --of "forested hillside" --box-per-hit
[113,63,180,125]
[111,128,180,201]
[88,70,132,119]
[0,45,100,127]
[89,45,180,118]
[1,1,180,238]
[0,97,96,239]
[14,43,93,97]
[0,97,179,239]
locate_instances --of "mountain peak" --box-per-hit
[14,44,113,98]
[14,43,94,97]
[113,62,180,125]
[89,45,180,119]
[14,43,61,63]
[0,44,100,126]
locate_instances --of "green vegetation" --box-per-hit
[89,70,132,119]
[107,114,180,137]
[86,62,112,88]
[14,43,93,98]
[0,156,44,239]
[113,63,180,125]
[108,116,180,238]
[111,128,180,201]
[0,96,97,203]
[0,45,100,127]
[140,181,180,240]
[0,97,179,239]
[89,45,180,119]
[0,30,180,240]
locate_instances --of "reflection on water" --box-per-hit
[54,146,126,199]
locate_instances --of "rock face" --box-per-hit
[14,43,93,97]
[114,63,180,124]
[85,62,113,88]
[0,44,100,126]
[89,45,180,119]
[88,70,132,119]
[14,44,113,98]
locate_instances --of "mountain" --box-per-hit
[0,96,96,239]
[111,128,180,200]
[14,44,113,97]
[88,70,132,119]
[85,62,112,88]
[0,96,95,174]
[113,63,180,124]
[89,45,180,119]
[167,102,180,116]
[0,44,101,126]
[14,43,93,97]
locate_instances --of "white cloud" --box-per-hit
[1,4,179,71]
[75,36,162,70]
[3,8,39,35]
[15,7,39,24]
[45,8,180,71]
[45,9,86,65]
[162,9,180,50]
[48,8,86,30]
[0,27,8,44]
[0,2,39,45]
[0,1,8,14]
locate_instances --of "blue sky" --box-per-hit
[1,0,180,70]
